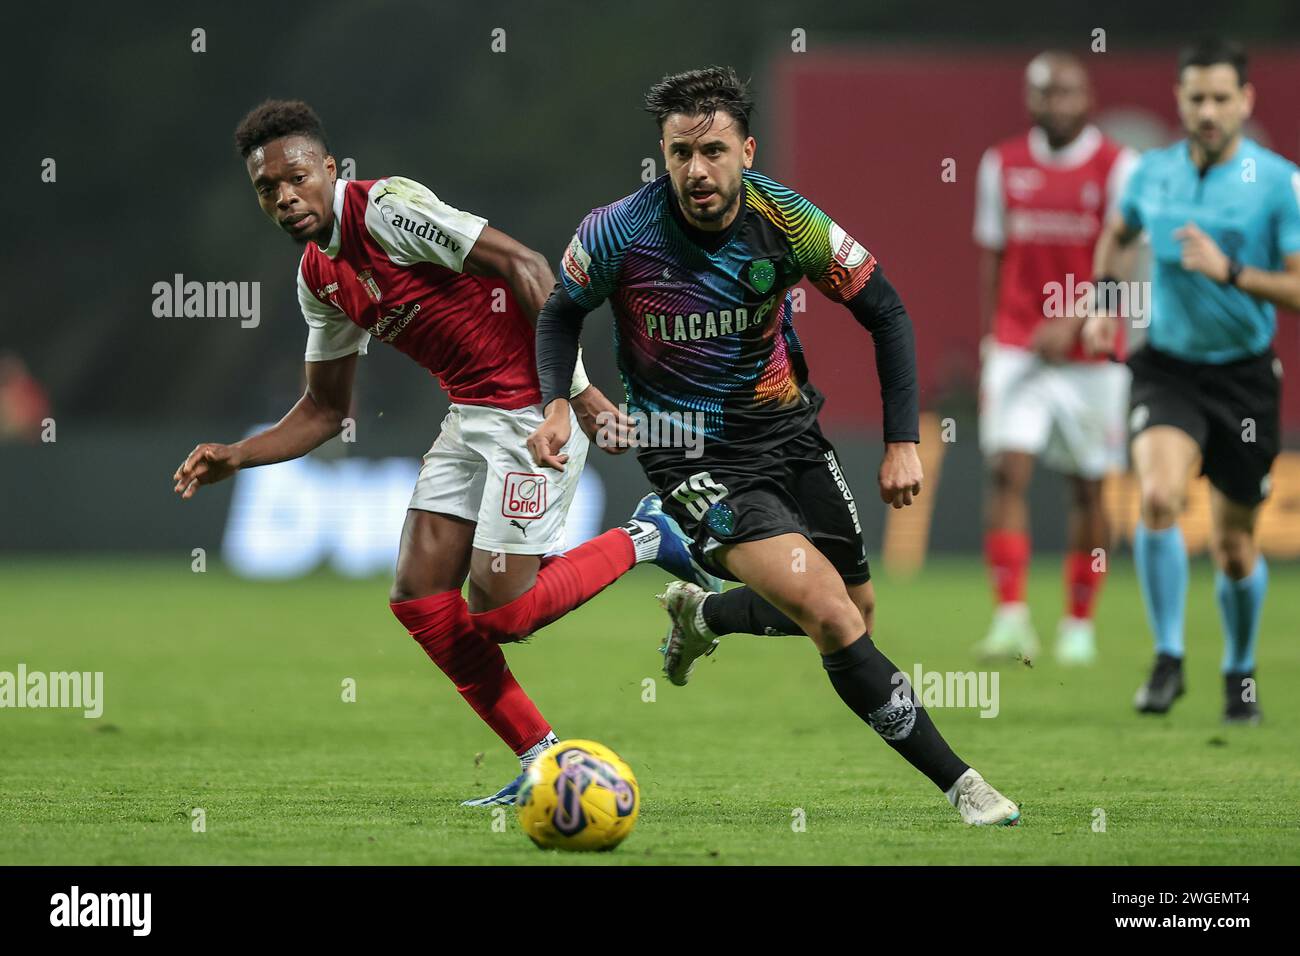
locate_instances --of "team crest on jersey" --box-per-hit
[502,472,547,520]
[829,223,869,268]
[355,269,382,304]
[1006,167,1045,199]
[562,235,592,288]
[747,259,776,295]
[1080,181,1101,210]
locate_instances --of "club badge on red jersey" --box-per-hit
[355,269,382,304]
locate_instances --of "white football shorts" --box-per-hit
[409,402,590,555]
[979,342,1130,479]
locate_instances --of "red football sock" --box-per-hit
[390,590,550,754]
[1065,550,1105,620]
[470,529,636,644]
[985,530,1030,605]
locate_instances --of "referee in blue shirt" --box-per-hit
[1086,38,1300,722]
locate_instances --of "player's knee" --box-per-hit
[1212,533,1257,580]
[792,592,865,648]
[389,579,428,605]
[988,459,1027,496]
[470,576,531,615]
[467,553,539,611]
[1139,484,1183,526]
[857,592,876,630]
[469,595,534,644]
[1069,478,1104,512]
[391,564,467,605]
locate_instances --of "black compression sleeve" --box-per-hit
[535,283,589,408]
[844,266,920,443]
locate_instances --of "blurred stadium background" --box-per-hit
[5,1,1300,578]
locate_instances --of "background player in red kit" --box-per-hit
[972,53,1137,665]
[171,100,716,805]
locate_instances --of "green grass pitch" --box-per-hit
[1,556,1297,865]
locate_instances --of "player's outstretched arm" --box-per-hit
[529,209,632,466]
[528,285,592,470]
[841,267,924,509]
[171,353,357,499]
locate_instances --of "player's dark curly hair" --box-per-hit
[1178,37,1248,86]
[234,99,330,157]
[644,66,754,137]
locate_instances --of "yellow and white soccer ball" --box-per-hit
[516,739,640,851]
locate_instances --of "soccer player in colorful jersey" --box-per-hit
[171,100,718,805]
[973,52,1138,666]
[1085,40,1300,721]
[529,67,1020,825]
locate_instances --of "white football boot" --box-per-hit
[974,603,1039,662]
[946,768,1021,826]
[656,581,720,686]
[1055,616,1097,666]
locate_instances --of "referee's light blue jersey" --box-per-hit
[1120,137,1300,363]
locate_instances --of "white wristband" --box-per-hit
[569,348,590,398]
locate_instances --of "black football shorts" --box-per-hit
[1127,344,1281,506]
[641,423,872,585]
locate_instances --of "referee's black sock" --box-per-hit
[822,633,969,791]
[702,587,804,636]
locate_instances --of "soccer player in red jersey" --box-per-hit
[972,53,1137,665]
[171,101,718,805]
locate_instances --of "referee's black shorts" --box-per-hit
[1127,344,1282,506]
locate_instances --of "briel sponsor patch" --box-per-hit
[502,472,548,519]
[562,234,592,288]
[829,222,869,269]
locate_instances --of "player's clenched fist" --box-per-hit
[527,402,573,471]
[172,443,242,499]
[878,441,923,509]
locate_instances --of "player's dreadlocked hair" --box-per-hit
[234,99,330,158]
[644,66,754,137]
[1178,37,1248,86]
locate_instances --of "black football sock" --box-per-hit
[822,633,969,791]
[702,587,804,636]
